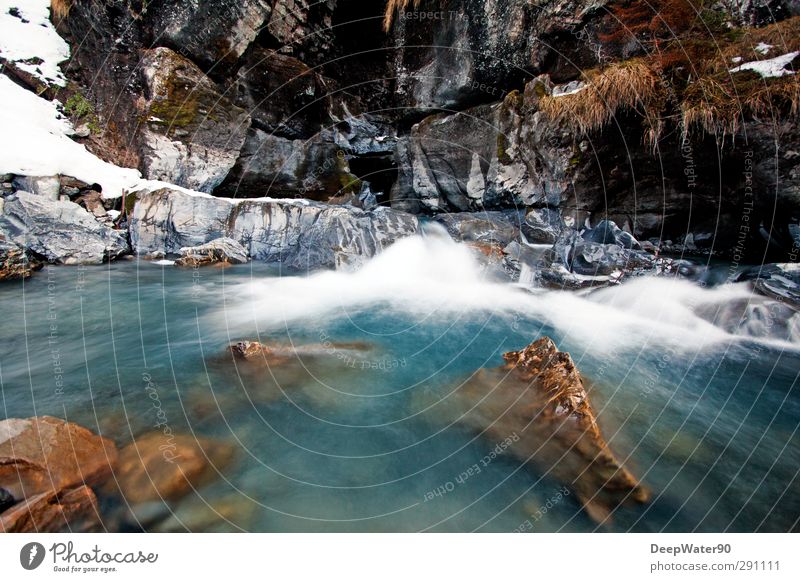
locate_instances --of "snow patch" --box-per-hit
[0,0,69,86]
[755,42,773,55]
[730,51,799,78]
[552,80,586,98]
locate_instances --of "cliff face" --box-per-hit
[55,0,800,259]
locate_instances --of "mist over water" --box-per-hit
[214,229,800,354]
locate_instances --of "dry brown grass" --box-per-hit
[383,0,422,32]
[542,16,800,143]
[540,59,666,147]
[50,0,72,21]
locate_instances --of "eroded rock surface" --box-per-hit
[175,237,249,267]
[130,189,419,270]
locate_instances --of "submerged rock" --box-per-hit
[175,237,249,267]
[130,188,419,270]
[111,432,235,504]
[0,191,128,265]
[0,416,118,500]
[0,485,101,533]
[228,339,374,367]
[454,337,649,523]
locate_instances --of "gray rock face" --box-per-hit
[130,189,419,270]
[433,211,522,245]
[176,238,249,267]
[0,192,128,265]
[11,176,61,201]
[717,0,800,25]
[147,0,273,72]
[137,48,251,193]
[215,129,341,199]
[389,0,606,112]
[393,80,589,212]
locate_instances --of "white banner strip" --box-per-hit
[0,534,797,581]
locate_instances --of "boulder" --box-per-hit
[11,175,61,200]
[0,416,118,500]
[734,263,800,310]
[111,433,234,504]
[137,47,250,193]
[453,338,649,523]
[0,191,129,264]
[582,219,642,250]
[0,239,41,281]
[433,211,523,245]
[175,238,249,267]
[521,208,565,244]
[0,486,101,533]
[569,241,654,277]
[130,189,419,270]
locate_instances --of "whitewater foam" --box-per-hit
[210,232,799,354]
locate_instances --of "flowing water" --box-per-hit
[0,231,798,532]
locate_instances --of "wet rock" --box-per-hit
[0,239,41,281]
[734,263,800,309]
[433,211,523,246]
[522,208,565,244]
[454,337,649,523]
[0,487,14,513]
[0,191,129,264]
[130,188,419,271]
[111,432,235,504]
[0,416,118,500]
[569,241,653,277]
[582,220,642,250]
[0,486,102,533]
[138,47,250,193]
[175,237,249,267]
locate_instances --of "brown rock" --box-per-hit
[112,433,234,504]
[0,416,118,500]
[0,240,41,282]
[0,486,102,533]
[456,337,649,524]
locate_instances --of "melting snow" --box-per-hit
[0,0,69,86]
[552,80,586,98]
[730,51,799,78]
[755,42,773,55]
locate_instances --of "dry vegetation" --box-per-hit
[383,0,421,32]
[541,1,800,143]
[50,0,72,21]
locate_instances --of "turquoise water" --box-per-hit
[0,245,798,532]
